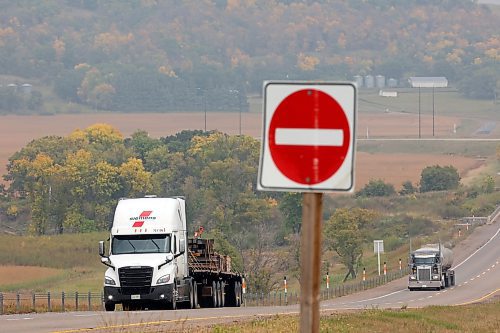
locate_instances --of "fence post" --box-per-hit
[0,293,3,315]
[16,292,20,312]
[75,292,79,311]
[61,292,65,312]
[32,293,36,311]
[47,292,51,312]
[88,291,92,311]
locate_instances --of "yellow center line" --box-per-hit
[453,288,500,306]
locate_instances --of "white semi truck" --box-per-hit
[408,243,455,291]
[99,196,243,311]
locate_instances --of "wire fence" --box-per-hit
[242,268,408,307]
[0,291,103,314]
[0,268,408,314]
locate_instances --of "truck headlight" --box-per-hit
[104,276,116,286]
[157,274,170,285]
[432,275,440,280]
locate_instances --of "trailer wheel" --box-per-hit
[236,282,243,307]
[216,281,223,307]
[210,280,218,308]
[220,281,225,307]
[192,281,198,309]
[104,302,115,311]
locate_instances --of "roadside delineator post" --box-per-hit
[363,268,366,281]
[383,262,387,276]
[242,278,247,307]
[458,228,462,237]
[284,276,288,305]
[326,272,330,299]
[399,258,402,271]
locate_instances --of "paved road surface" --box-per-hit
[1,220,498,333]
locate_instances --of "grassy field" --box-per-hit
[209,299,500,333]
[0,232,106,292]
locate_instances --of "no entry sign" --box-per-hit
[258,82,356,192]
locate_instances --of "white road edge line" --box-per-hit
[452,224,500,270]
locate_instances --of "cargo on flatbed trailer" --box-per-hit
[99,196,243,311]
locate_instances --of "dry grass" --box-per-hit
[0,265,61,286]
[355,152,481,190]
[209,300,500,333]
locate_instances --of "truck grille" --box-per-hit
[118,266,153,295]
[417,268,431,281]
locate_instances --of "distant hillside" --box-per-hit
[0,0,499,113]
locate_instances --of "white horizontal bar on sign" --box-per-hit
[275,128,344,146]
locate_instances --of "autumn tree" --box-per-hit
[324,208,377,281]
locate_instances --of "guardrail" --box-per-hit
[461,204,500,226]
[487,205,500,224]
[0,269,409,314]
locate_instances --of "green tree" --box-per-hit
[399,180,416,196]
[278,192,302,235]
[420,165,460,192]
[324,208,377,281]
[356,179,396,197]
[127,130,162,161]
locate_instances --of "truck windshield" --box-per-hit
[111,234,171,254]
[413,257,436,265]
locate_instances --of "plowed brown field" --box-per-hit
[0,265,61,286]
[0,112,479,188]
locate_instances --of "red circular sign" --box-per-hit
[268,89,350,185]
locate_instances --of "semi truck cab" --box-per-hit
[99,197,188,311]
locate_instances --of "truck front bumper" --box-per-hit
[408,280,442,289]
[104,284,174,304]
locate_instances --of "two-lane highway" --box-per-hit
[1,219,498,333]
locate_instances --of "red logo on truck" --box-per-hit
[130,211,155,227]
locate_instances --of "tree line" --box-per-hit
[0,0,499,113]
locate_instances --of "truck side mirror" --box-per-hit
[99,241,105,257]
[179,239,186,254]
[158,253,175,270]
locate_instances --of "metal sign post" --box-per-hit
[300,192,323,333]
[374,240,384,276]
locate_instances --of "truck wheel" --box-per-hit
[238,281,243,307]
[216,281,222,307]
[167,284,177,310]
[104,302,115,311]
[219,281,225,307]
[192,281,198,309]
[188,281,195,309]
[211,280,218,308]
